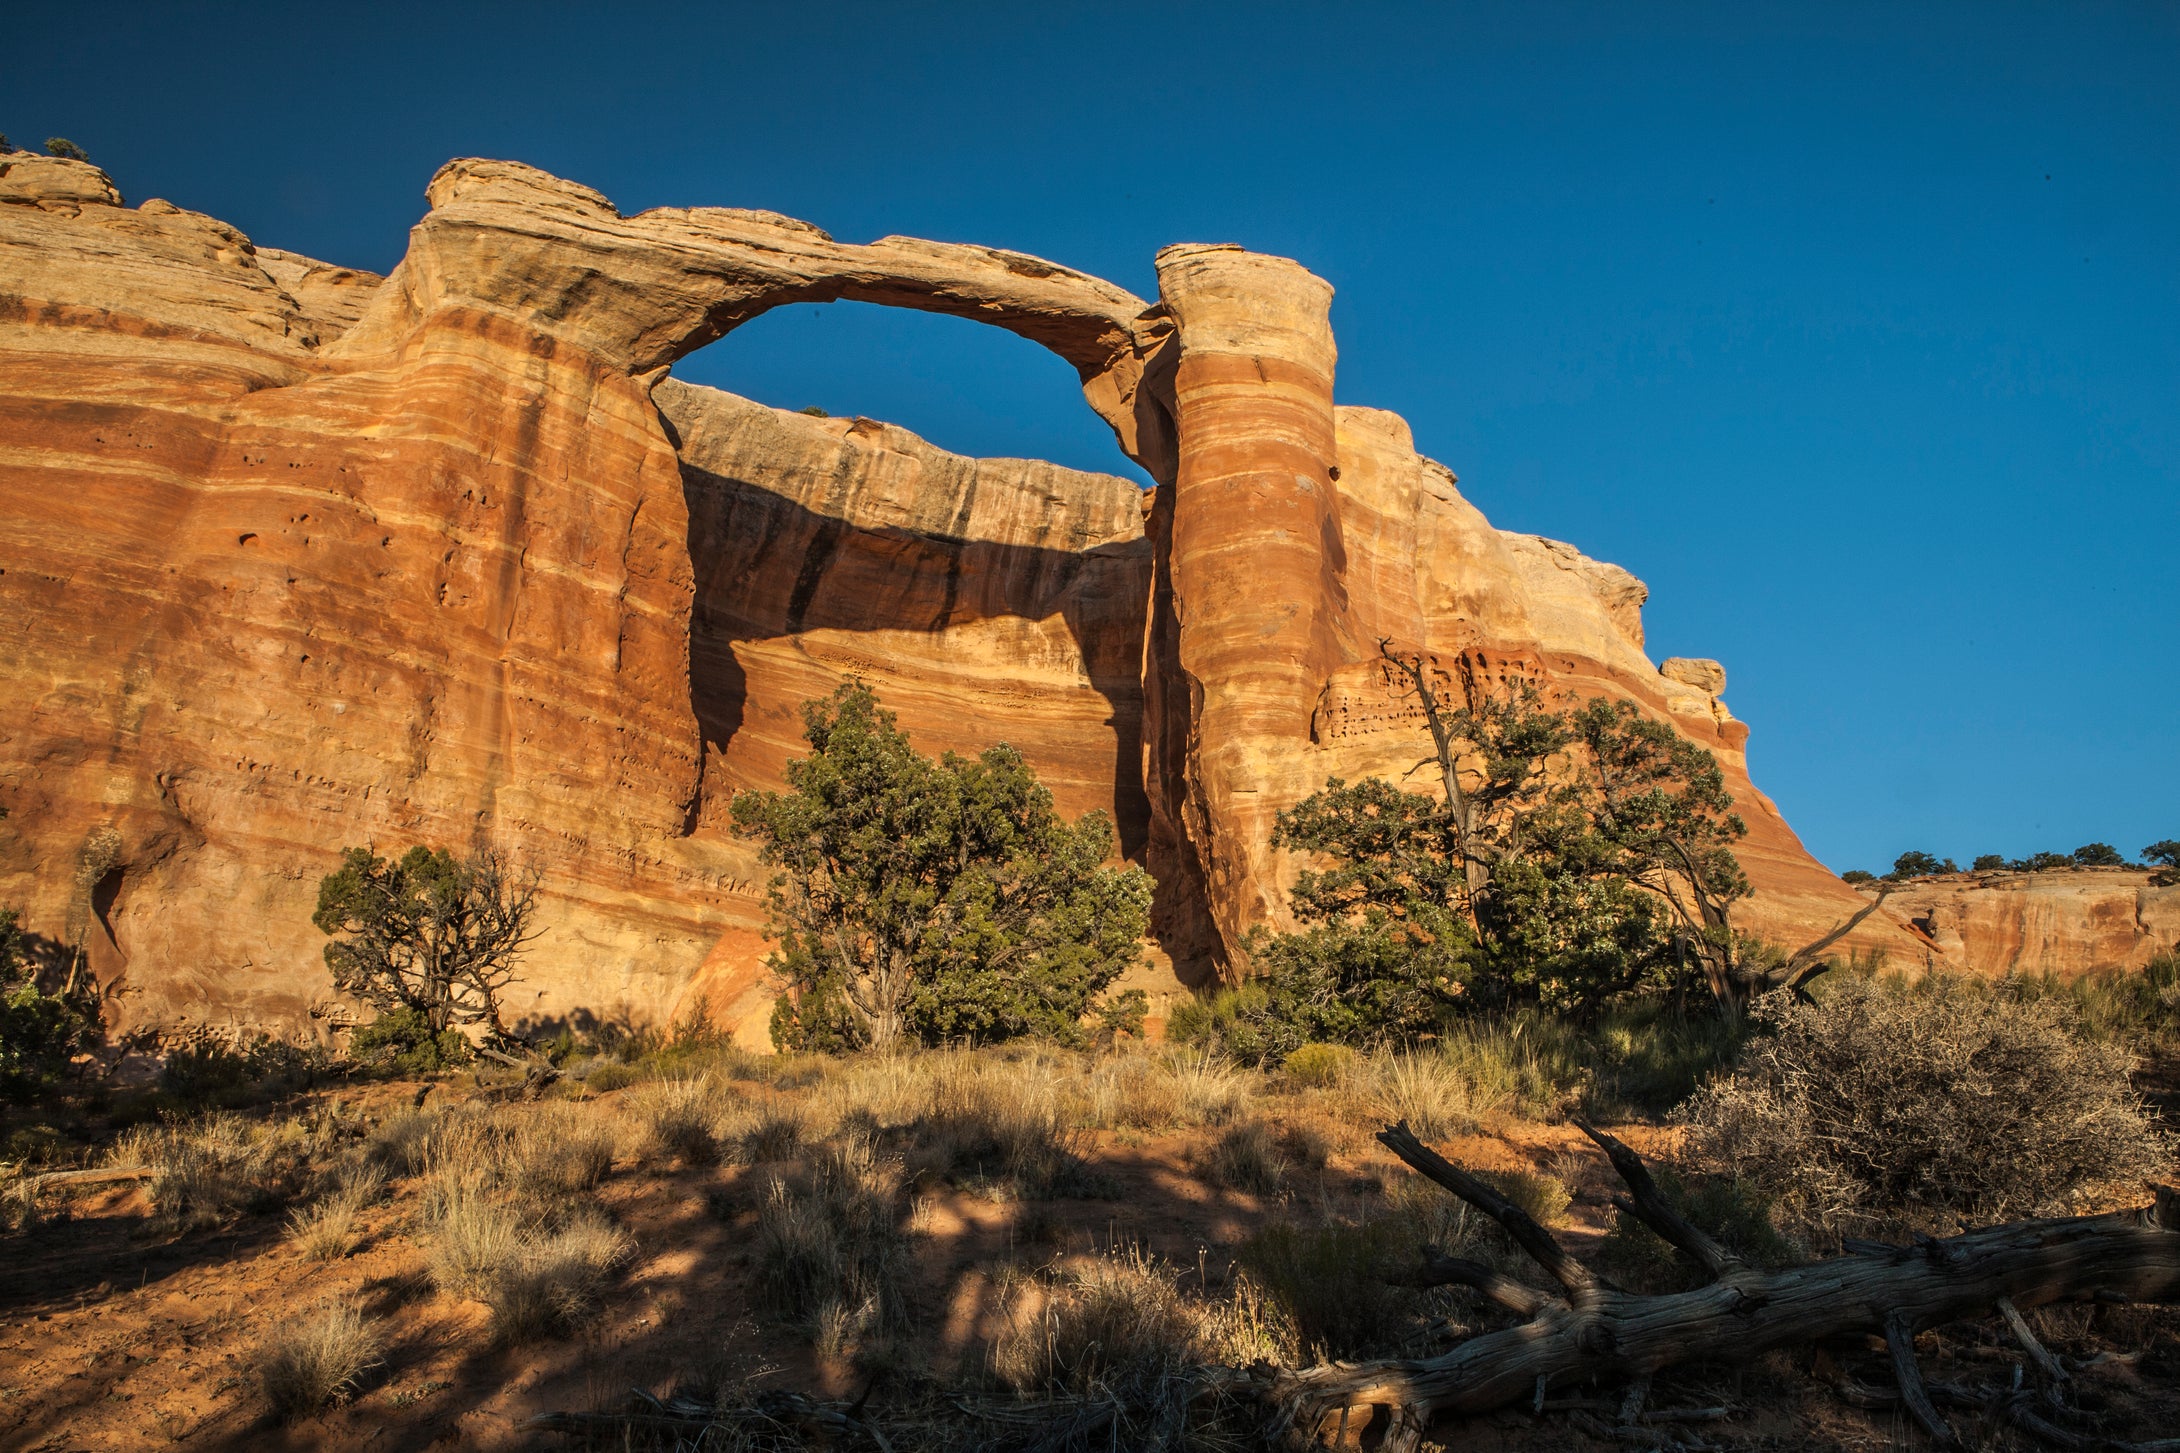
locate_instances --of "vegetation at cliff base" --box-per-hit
[313,844,540,1044]
[732,681,1153,1053]
[1183,655,1795,1065]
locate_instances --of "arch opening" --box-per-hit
[654,310,1158,870]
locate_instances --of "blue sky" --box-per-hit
[10,2,2175,874]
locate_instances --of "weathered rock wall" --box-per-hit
[0,152,1988,1043]
[1869,870,2180,976]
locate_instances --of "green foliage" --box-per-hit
[44,137,89,161]
[349,1007,472,1073]
[2011,850,2073,872]
[2071,841,2126,867]
[797,405,830,417]
[733,683,1154,1053]
[2145,840,2180,869]
[1840,868,1877,884]
[1090,988,1148,1049]
[2007,952,2180,1052]
[0,909,98,1103]
[1971,854,2006,871]
[314,845,538,1037]
[1253,674,1749,1042]
[1887,850,1953,879]
[1281,1042,1357,1088]
[1681,977,2174,1242]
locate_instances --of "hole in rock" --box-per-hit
[666,301,1154,864]
[674,301,1153,487]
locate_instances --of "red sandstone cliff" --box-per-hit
[6,152,2049,1043]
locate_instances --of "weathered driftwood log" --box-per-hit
[1268,1121,2180,1451]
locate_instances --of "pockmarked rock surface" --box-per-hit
[1866,869,2180,976]
[8,154,2077,1042]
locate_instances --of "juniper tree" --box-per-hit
[731,682,1152,1053]
[1256,648,1790,1035]
[313,845,539,1040]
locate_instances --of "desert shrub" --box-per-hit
[733,683,1153,1053]
[1971,855,2007,872]
[479,1212,632,1342]
[0,907,99,1102]
[256,1303,383,1419]
[623,1076,726,1167]
[115,1114,316,1230]
[1680,979,2174,1243]
[755,1133,909,1344]
[43,138,89,162]
[314,843,539,1041]
[159,1028,321,1108]
[1200,1119,1325,1196]
[349,1007,471,1073]
[992,1246,1294,1395]
[1840,868,1877,884]
[1282,1042,1357,1089]
[2072,842,2127,867]
[286,1168,383,1262]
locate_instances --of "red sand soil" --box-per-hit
[2,1083,2173,1453]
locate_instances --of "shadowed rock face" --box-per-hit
[2,153,2013,1041]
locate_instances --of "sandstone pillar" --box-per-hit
[1152,244,1349,975]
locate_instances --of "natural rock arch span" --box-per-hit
[333,159,1181,485]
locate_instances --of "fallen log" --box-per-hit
[1267,1120,2180,1451]
[21,1165,153,1194]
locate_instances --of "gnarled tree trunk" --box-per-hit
[1265,1122,2180,1451]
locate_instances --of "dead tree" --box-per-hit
[1264,1122,2180,1451]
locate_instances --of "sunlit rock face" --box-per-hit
[1,155,1971,1041]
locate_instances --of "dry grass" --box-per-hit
[110,1114,318,1232]
[1199,1119,1328,1197]
[623,1075,736,1167]
[479,1212,633,1343]
[513,1103,618,1194]
[256,1302,384,1419]
[738,1104,810,1164]
[1681,978,2176,1243]
[286,1167,384,1263]
[755,1132,909,1349]
[990,1246,1293,1394]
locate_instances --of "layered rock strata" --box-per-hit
[1868,870,2179,976]
[0,153,1983,1041]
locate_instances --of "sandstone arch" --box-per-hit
[330,159,1180,486]
[0,152,1962,1038]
